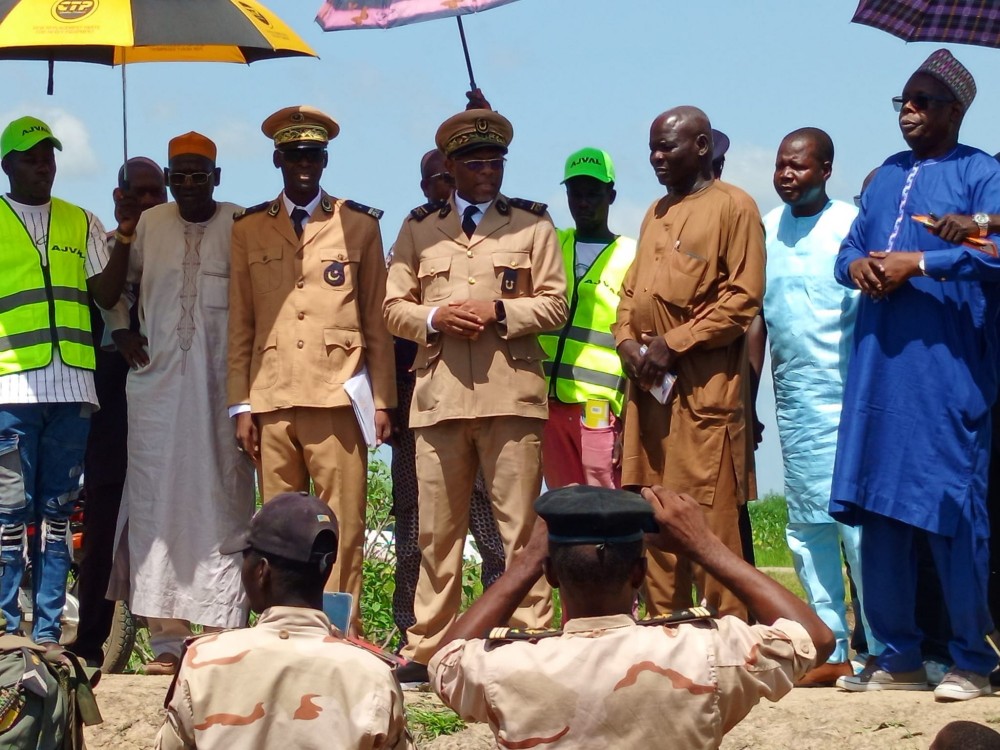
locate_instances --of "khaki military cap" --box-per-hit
[262,105,340,149]
[435,108,513,158]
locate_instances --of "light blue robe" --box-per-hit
[764,199,858,524]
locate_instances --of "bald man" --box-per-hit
[612,106,765,620]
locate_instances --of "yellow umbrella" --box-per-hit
[0,0,318,164]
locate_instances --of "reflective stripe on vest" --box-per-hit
[539,229,636,414]
[0,198,94,374]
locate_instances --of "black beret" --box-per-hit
[535,485,658,544]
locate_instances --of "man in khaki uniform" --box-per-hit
[612,106,765,620]
[156,492,412,750]
[228,106,395,622]
[429,485,833,750]
[384,109,568,678]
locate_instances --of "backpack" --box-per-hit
[0,635,101,749]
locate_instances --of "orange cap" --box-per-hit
[167,131,217,162]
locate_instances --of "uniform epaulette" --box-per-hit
[638,606,717,627]
[344,199,384,220]
[507,197,548,216]
[409,200,447,222]
[233,201,270,221]
[485,625,562,644]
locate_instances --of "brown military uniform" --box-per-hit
[430,614,816,749]
[156,606,412,749]
[384,192,568,664]
[227,191,395,614]
[612,181,765,619]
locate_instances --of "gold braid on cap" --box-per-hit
[444,130,507,156]
[274,124,328,147]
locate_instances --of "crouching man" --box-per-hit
[156,492,413,750]
[429,485,833,749]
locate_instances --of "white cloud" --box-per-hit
[0,105,100,180]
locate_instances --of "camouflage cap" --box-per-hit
[915,48,976,110]
[222,492,338,563]
[535,485,658,545]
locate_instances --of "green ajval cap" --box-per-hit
[1,116,63,160]
[562,146,615,184]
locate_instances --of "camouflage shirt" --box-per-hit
[430,614,816,749]
[156,606,413,750]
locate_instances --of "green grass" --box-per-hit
[407,707,466,742]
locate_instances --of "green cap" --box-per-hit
[1,116,63,159]
[562,147,615,184]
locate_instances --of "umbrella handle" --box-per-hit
[47,58,53,96]
[456,16,477,92]
[121,54,129,190]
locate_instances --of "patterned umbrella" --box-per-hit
[316,0,523,88]
[852,0,1000,48]
[0,0,317,167]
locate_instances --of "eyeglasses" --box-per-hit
[457,158,506,172]
[891,94,955,112]
[427,172,455,183]
[167,171,212,187]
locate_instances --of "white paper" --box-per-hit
[344,365,377,449]
[649,372,677,405]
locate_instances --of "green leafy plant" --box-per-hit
[407,706,466,742]
[747,493,793,568]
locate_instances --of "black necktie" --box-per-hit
[291,207,309,239]
[462,205,478,239]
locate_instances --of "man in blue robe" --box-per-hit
[832,49,1000,701]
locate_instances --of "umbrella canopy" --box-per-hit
[0,0,317,64]
[316,0,520,31]
[852,0,1000,48]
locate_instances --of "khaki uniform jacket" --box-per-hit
[383,194,567,428]
[156,607,413,750]
[612,181,765,502]
[430,614,816,750]
[227,193,396,413]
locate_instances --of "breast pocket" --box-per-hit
[654,248,708,309]
[492,251,531,298]
[320,250,357,293]
[418,256,453,303]
[249,247,283,295]
[201,269,230,310]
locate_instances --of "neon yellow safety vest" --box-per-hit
[0,197,94,374]
[539,229,636,415]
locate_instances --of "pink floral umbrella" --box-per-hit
[315,0,523,88]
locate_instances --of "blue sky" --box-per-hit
[8,0,1000,494]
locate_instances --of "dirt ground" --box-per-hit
[84,674,1000,749]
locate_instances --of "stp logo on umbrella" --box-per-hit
[51,0,98,23]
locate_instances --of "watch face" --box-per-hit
[974,212,990,224]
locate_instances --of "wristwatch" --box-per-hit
[973,212,990,238]
[917,254,926,276]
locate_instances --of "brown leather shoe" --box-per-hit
[141,653,179,676]
[796,661,854,687]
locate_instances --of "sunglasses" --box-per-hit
[168,171,212,187]
[427,172,455,183]
[892,94,955,112]
[458,157,506,172]
[280,149,326,164]
[853,194,862,208]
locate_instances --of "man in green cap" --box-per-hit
[0,115,131,646]
[428,485,834,747]
[539,148,636,490]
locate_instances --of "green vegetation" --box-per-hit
[747,492,793,567]
[407,706,466,742]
